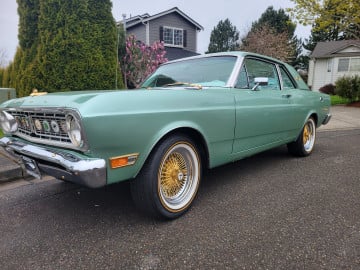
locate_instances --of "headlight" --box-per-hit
[0,110,18,133]
[66,114,83,147]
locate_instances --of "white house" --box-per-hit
[307,40,360,91]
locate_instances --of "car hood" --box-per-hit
[0,90,119,109]
[0,88,216,116]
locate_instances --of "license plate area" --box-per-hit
[21,156,41,179]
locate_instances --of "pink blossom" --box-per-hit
[123,35,168,88]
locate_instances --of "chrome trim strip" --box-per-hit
[227,56,244,87]
[0,137,106,188]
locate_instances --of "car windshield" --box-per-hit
[141,56,237,88]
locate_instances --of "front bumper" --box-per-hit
[322,113,332,125]
[0,137,107,188]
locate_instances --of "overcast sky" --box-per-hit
[0,0,310,64]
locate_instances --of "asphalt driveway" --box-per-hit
[0,128,359,269]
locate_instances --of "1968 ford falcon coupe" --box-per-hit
[0,52,331,219]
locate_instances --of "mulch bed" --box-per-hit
[347,101,360,107]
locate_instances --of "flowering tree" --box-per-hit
[124,35,167,88]
[240,24,294,63]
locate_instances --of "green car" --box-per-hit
[0,52,331,219]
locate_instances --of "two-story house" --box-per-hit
[123,7,204,60]
[307,40,360,91]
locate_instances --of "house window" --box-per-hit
[350,58,360,72]
[338,58,360,72]
[338,58,350,72]
[163,26,183,47]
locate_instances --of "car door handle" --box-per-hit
[282,94,292,98]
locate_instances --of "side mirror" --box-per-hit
[252,77,269,91]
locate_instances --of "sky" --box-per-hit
[0,0,310,65]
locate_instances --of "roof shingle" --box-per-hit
[311,40,360,58]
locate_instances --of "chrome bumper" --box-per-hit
[0,137,107,188]
[322,113,332,125]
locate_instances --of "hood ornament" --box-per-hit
[30,89,48,96]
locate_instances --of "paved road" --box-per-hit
[0,129,360,270]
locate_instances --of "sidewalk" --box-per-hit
[318,105,360,132]
[1,105,360,183]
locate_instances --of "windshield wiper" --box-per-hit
[163,82,192,87]
[163,82,202,90]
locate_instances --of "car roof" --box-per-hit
[165,51,286,66]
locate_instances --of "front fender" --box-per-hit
[136,120,210,175]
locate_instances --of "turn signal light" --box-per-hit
[109,153,139,169]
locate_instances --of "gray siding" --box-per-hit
[148,13,197,52]
[127,24,146,42]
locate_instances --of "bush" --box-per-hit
[319,84,335,95]
[335,75,360,102]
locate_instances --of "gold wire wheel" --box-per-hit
[302,118,316,153]
[303,125,310,144]
[160,152,188,198]
[158,142,200,212]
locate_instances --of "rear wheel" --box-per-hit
[131,134,201,219]
[287,117,316,157]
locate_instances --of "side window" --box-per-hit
[280,66,296,89]
[235,65,249,89]
[243,58,280,90]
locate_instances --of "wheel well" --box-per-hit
[154,128,210,169]
[310,113,318,126]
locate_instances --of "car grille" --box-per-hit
[8,110,72,145]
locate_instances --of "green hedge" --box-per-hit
[335,75,360,102]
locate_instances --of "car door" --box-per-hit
[232,57,295,154]
[277,64,309,134]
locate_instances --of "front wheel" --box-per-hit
[131,134,202,219]
[287,117,316,157]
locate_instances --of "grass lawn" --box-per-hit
[331,95,351,106]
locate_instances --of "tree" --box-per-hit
[288,0,360,39]
[0,49,8,85]
[123,35,167,89]
[0,49,8,68]
[206,19,239,53]
[303,21,341,53]
[36,0,123,92]
[117,22,127,88]
[9,0,41,96]
[9,0,123,97]
[251,6,296,37]
[302,1,360,52]
[241,6,300,66]
[240,24,294,62]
